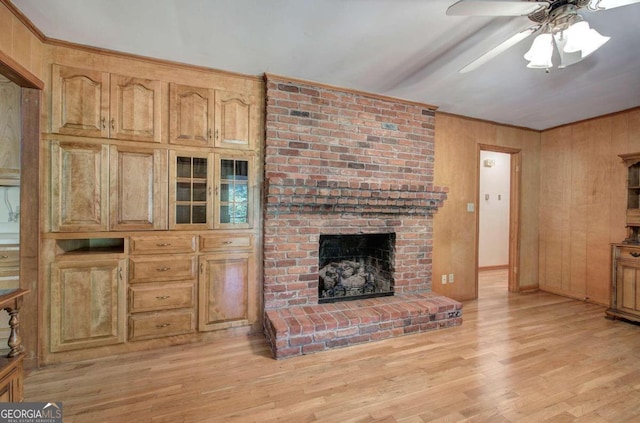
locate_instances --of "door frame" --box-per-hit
[1,49,43,368]
[476,144,521,293]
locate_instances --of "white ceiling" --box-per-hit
[11,0,640,130]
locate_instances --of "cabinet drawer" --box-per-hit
[617,246,640,263]
[130,235,196,255]
[129,255,196,283]
[0,248,19,268]
[128,310,195,341]
[200,235,252,252]
[129,282,195,313]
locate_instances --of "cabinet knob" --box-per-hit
[155,296,171,300]
[110,118,115,130]
[208,128,212,140]
[630,252,640,258]
[155,323,171,329]
[156,267,170,272]
[101,117,106,129]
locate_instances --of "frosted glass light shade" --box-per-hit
[524,33,553,68]
[563,21,610,57]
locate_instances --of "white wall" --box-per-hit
[478,151,510,268]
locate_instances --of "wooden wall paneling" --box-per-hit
[497,126,540,289]
[610,113,629,244]
[20,88,40,367]
[0,2,44,81]
[559,126,573,295]
[539,129,564,290]
[568,123,589,296]
[628,109,640,152]
[0,4,10,53]
[434,113,541,301]
[585,118,613,304]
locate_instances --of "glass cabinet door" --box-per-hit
[216,155,252,229]
[170,152,213,229]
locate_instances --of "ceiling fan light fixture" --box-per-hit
[559,19,610,62]
[524,33,553,68]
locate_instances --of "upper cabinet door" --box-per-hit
[214,90,254,150]
[109,146,167,231]
[169,83,214,146]
[109,74,162,143]
[51,64,110,138]
[50,141,109,232]
[0,76,21,183]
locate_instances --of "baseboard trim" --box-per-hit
[478,265,508,271]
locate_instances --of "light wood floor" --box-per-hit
[25,270,640,422]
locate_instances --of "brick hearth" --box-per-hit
[265,293,462,359]
[262,75,462,359]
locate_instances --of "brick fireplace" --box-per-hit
[262,75,462,359]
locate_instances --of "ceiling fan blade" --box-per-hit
[447,0,549,16]
[459,26,539,73]
[589,0,640,9]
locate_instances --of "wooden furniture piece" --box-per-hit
[607,153,640,322]
[608,244,640,322]
[0,288,28,402]
[42,59,263,365]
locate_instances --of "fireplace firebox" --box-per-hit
[319,233,395,303]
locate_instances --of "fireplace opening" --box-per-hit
[318,233,395,303]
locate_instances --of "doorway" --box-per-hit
[476,145,521,293]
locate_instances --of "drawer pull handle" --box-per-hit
[630,252,640,258]
[155,323,171,329]
[156,243,171,247]
[156,296,171,300]
[223,241,233,244]
[156,267,170,272]
[0,255,7,259]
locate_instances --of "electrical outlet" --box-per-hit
[441,275,447,285]
[448,273,454,283]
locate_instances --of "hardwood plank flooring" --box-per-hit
[25,270,640,422]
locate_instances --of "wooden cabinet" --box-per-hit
[51,141,168,232]
[0,245,19,291]
[215,155,253,229]
[51,64,161,143]
[609,154,640,322]
[619,153,640,242]
[109,145,167,231]
[169,151,214,230]
[50,258,126,352]
[214,90,254,150]
[169,83,214,146]
[608,244,640,322]
[128,236,197,341]
[51,65,110,138]
[0,356,23,402]
[50,141,109,232]
[198,252,252,331]
[43,57,263,364]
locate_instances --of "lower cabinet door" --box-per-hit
[616,262,640,315]
[198,253,251,331]
[50,259,126,352]
[0,357,23,402]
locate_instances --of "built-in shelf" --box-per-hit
[56,238,125,255]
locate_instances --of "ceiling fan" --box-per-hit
[447,0,640,72]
